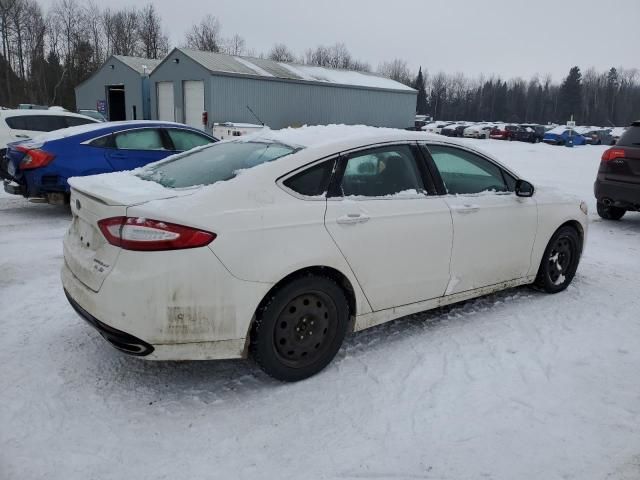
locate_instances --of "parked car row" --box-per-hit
[542,126,618,146]
[421,120,625,146]
[422,121,547,143]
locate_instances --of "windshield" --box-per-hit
[137,140,299,188]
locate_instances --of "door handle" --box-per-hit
[452,204,480,214]
[15,134,29,138]
[336,213,370,225]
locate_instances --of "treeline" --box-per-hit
[408,66,640,126]
[0,0,170,108]
[1,0,638,126]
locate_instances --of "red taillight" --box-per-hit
[601,148,625,162]
[97,217,216,251]
[17,146,55,170]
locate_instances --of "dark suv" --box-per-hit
[594,121,640,220]
[520,124,546,143]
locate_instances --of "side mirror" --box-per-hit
[515,179,535,197]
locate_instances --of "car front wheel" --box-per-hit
[250,275,350,381]
[597,201,626,220]
[534,226,582,293]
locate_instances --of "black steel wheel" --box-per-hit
[534,226,582,293]
[597,201,626,220]
[251,275,349,381]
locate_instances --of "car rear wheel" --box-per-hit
[534,226,581,294]
[597,201,626,220]
[250,275,349,382]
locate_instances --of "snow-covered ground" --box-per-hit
[1,140,639,480]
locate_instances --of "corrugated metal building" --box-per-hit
[75,55,162,121]
[149,48,416,130]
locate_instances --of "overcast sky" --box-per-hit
[43,0,639,80]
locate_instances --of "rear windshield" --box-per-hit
[617,126,640,147]
[137,140,299,188]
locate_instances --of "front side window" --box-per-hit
[114,129,166,150]
[167,129,213,151]
[338,145,424,197]
[427,145,509,195]
[138,141,298,188]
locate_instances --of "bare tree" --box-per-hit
[304,42,369,71]
[268,43,295,62]
[184,14,221,52]
[220,33,245,56]
[84,1,104,65]
[50,0,82,64]
[138,3,168,59]
[108,7,139,56]
[377,58,412,86]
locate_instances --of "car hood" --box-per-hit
[533,185,583,205]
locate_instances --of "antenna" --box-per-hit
[246,105,264,126]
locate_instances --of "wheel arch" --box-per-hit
[558,219,584,253]
[245,265,358,345]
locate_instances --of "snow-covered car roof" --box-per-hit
[240,124,438,149]
[21,120,194,145]
[545,126,572,135]
[0,109,96,120]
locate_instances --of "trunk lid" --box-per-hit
[64,188,127,292]
[65,173,200,292]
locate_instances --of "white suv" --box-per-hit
[0,109,98,153]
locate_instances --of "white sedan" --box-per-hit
[62,126,588,381]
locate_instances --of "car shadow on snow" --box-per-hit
[69,284,546,402]
[0,196,71,220]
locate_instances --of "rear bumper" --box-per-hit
[595,177,640,210]
[61,246,272,360]
[3,179,25,195]
[64,289,154,356]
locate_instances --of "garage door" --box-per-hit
[183,80,205,129]
[156,82,174,121]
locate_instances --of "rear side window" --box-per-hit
[5,115,66,131]
[167,129,213,151]
[65,116,96,127]
[89,135,114,148]
[114,129,166,150]
[617,126,640,147]
[284,160,335,197]
[138,141,298,188]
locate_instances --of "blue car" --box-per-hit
[1,121,217,203]
[542,127,587,146]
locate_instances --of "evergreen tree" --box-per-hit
[605,67,619,124]
[413,67,428,115]
[559,66,583,123]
